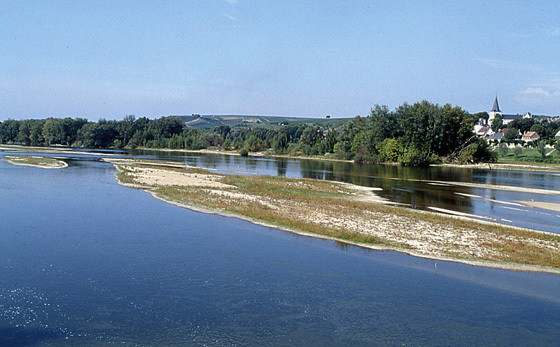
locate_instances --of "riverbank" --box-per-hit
[3,144,560,171]
[139,147,560,171]
[2,155,68,169]
[0,144,119,157]
[107,158,560,274]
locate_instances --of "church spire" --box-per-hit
[491,95,501,113]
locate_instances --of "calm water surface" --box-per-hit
[1,152,560,345]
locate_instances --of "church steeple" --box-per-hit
[491,95,501,113]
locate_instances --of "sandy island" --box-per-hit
[3,155,68,169]
[106,158,560,274]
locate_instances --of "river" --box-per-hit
[0,149,559,345]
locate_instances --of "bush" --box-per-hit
[377,138,404,162]
[239,148,249,157]
[399,146,431,167]
[513,145,523,157]
[112,139,123,149]
[458,138,496,164]
[498,142,508,156]
[537,141,546,159]
[353,153,382,164]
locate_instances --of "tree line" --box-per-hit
[1,101,505,166]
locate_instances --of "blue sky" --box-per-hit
[1,0,559,121]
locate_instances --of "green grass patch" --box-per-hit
[496,147,560,165]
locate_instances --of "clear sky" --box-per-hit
[1,0,559,121]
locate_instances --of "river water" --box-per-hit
[0,150,559,345]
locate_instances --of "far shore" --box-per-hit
[2,144,559,172]
[107,158,560,275]
[135,147,560,171]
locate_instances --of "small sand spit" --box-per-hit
[3,155,68,169]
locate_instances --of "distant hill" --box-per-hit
[174,114,350,129]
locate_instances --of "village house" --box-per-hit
[521,131,540,142]
[475,126,493,137]
[488,129,506,141]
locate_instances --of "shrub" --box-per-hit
[377,138,404,162]
[458,138,496,164]
[399,146,431,167]
[239,148,249,157]
[513,145,523,157]
[498,142,508,156]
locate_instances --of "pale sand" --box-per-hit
[119,164,233,189]
[427,206,498,221]
[430,180,560,195]
[518,201,560,213]
[439,162,560,172]
[454,192,526,207]
[109,161,560,274]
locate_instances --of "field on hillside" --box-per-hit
[176,114,350,129]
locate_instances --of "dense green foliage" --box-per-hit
[0,101,502,165]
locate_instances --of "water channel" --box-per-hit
[0,149,559,345]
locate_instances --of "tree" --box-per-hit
[509,118,535,133]
[457,137,496,164]
[17,121,31,145]
[537,141,547,159]
[529,124,544,136]
[368,104,396,147]
[377,138,404,162]
[272,134,288,154]
[29,120,46,146]
[323,129,337,153]
[491,115,503,132]
[119,115,137,147]
[513,145,523,158]
[0,120,21,143]
[299,125,322,147]
[498,142,509,157]
[473,111,489,122]
[244,135,263,152]
[213,125,231,139]
[504,128,518,141]
[42,118,63,145]
[393,101,473,157]
[76,120,119,148]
